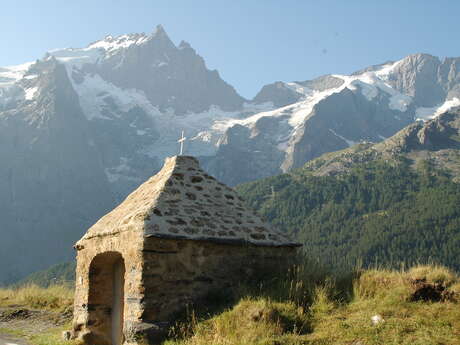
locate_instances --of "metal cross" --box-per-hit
[177,130,187,155]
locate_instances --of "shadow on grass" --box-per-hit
[165,253,357,342]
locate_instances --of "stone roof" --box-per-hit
[78,156,300,247]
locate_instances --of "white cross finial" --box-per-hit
[177,130,187,155]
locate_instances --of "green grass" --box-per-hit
[166,264,460,345]
[0,327,26,338]
[165,298,309,345]
[0,323,80,345]
[1,264,459,344]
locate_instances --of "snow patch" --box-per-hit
[0,61,34,87]
[49,32,155,66]
[70,73,161,120]
[24,87,38,100]
[374,60,401,80]
[86,33,150,56]
[347,79,378,100]
[142,105,242,159]
[191,131,213,142]
[416,97,460,120]
[337,71,412,111]
[285,82,312,97]
[214,85,346,133]
[49,47,102,66]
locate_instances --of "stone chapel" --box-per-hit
[71,155,300,344]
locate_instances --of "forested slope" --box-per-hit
[237,110,460,270]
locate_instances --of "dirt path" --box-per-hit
[0,307,72,343]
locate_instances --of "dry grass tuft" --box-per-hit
[167,298,309,345]
[354,269,409,300]
[408,264,458,287]
[0,284,74,310]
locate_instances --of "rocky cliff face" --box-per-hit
[299,108,460,180]
[0,59,114,282]
[78,26,244,114]
[2,27,460,282]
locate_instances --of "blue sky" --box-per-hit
[2,1,459,98]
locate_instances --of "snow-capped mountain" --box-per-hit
[1,25,460,283]
[202,54,460,184]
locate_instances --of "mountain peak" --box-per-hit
[395,53,441,70]
[179,40,192,50]
[147,24,174,47]
[405,52,439,61]
[85,32,150,53]
[152,24,167,37]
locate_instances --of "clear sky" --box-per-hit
[2,1,459,98]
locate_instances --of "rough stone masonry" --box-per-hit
[71,155,300,345]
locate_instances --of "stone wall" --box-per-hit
[72,233,296,345]
[72,229,144,345]
[140,238,295,322]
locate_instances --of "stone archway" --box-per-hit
[88,251,125,345]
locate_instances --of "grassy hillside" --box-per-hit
[1,265,459,345]
[166,264,460,345]
[16,262,76,288]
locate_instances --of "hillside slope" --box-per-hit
[237,109,460,270]
[2,265,459,345]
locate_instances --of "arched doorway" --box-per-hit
[88,252,125,345]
